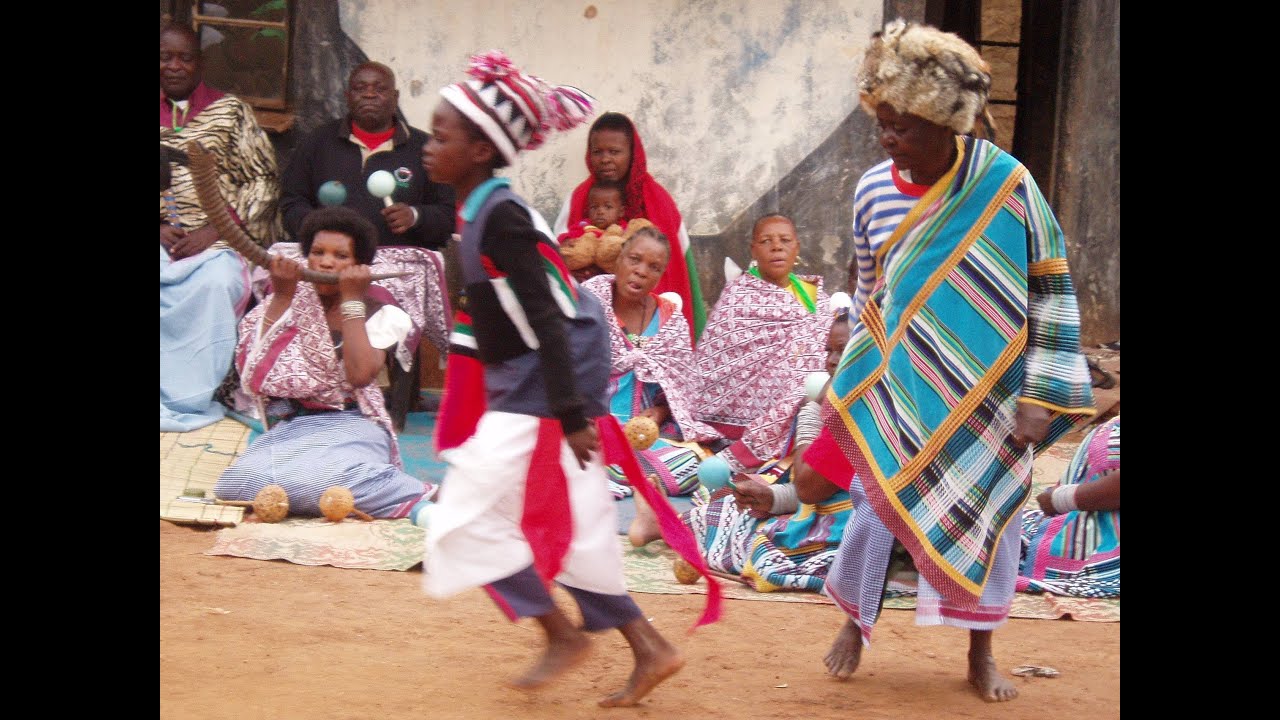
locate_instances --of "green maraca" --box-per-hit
[317,180,347,207]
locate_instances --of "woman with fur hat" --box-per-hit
[796,19,1096,702]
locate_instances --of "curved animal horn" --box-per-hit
[184,141,408,283]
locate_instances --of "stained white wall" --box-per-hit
[339,0,880,232]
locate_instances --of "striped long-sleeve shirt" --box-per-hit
[849,160,931,317]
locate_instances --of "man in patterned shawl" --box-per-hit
[160,21,281,431]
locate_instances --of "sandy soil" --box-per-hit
[160,519,1119,720]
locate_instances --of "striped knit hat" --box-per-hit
[439,50,595,165]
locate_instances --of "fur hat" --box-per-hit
[857,19,992,135]
[440,50,594,164]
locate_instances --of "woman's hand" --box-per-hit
[729,474,775,514]
[338,265,373,301]
[565,424,600,470]
[268,253,304,299]
[1011,402,1052,450]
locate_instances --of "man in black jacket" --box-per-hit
[280,61,455,249]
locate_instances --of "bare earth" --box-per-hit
[160,520,1119,719]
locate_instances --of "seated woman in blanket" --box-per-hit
[581,226,721,499]
[1017,414,1121,597]
[630,309,855,591]
[214,207,437,518]
[692,213,833,474]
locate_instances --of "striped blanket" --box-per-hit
[811,136,1095,609]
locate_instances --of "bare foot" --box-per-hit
[628,490,663,547]
[968,654,1018,702]
[599,644,685,707]
[824,618,863,679]
[509,633,593,690]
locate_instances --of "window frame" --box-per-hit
[190,1,292,112]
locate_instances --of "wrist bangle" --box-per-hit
[1050,484,1079,514]
[340,300,366,321]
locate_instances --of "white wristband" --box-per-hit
[1050,484,1079,514]
[409,206,421,227]
[769,482,800,515]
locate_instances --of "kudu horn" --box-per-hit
[185,141,409,282]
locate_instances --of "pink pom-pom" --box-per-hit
[545,85,595,132]
[467,49,517,82]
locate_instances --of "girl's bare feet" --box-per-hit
[511,609,593,689]
[599,616,684,707]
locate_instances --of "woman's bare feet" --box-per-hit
[967,630,1017,702]
[509,633,593,689]
[599,617,685,707]
[824,618,864,679]
[628,489,663,547]
[967,653,1018,702]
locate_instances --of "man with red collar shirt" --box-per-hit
[280,62,455,249]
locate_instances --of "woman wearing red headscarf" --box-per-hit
[553,113,706,343]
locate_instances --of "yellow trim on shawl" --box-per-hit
[1029,258,1070,276]
[831,150,1029,488]
[1016,396,1097,416]
[824,147,1046,594]
[847,330,1030,594]
[884,165,1026,352]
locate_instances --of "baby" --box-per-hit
[587,179,625,230]
[558,179,627,282]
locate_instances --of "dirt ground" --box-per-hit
[160,519,1119,719]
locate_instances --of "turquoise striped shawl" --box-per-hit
[822,137,1095,608]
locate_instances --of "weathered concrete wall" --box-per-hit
[285,0,1116,334]
[337,0,881,301]
[1051,1,1120,345]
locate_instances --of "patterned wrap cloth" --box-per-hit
[1018,415,1120,597]
[694,271,832,472]
[683,401,853,592]
[252,242,451,370]
[214,281,435,518]
[236,281,402,462]
[583,274,719,442]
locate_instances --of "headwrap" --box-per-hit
[566,114,704,341]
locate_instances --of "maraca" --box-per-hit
[366,170,397,207]
[409,498,433,529]
[696,455,733,491]
[319,486,374,522]
[252,484,290,523]
[804,371,831,402]
[624,415,660,451]
[317,180,347,207]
